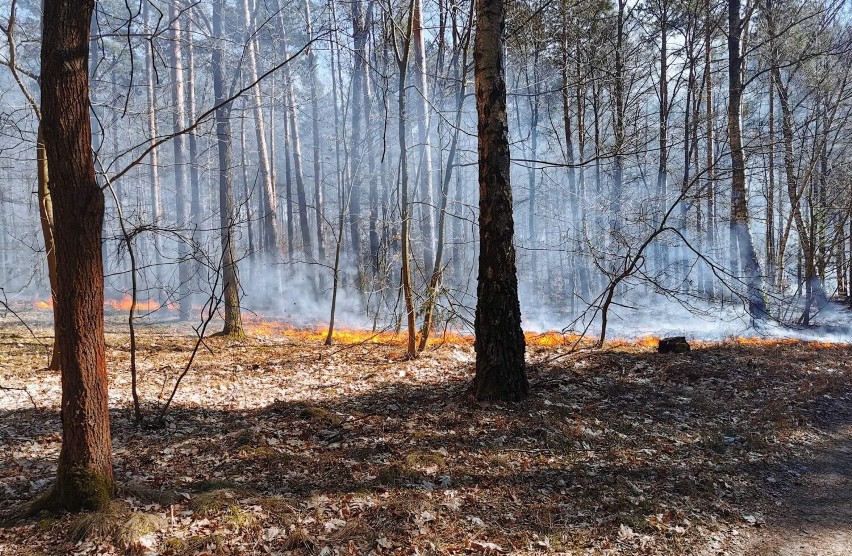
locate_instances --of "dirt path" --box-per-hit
[744,419,852,555]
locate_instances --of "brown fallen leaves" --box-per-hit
[1,317,852,555]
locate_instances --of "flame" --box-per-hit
[243,317,475,345]
[608,335,661,349]
[33,294,176,312]
[524,331,586,347]
[727,336,842,349]
[33,299,53,310]
[104,295,177,312]
[243,320,604,348]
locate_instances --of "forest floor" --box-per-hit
[1,311,852,555]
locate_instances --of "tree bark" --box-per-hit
[143,0,163,290]
[413,0,436,279]
[38,0,114,511]
[168,2,191,320]
[704,0,716,297]
[657,1,669,269]
[212,0,244,338]
[611,0,626,231]
[472,0,528,401]
[185,13,201,263]
[280,30,313,260]
[727,0,768,320]
[418,6,473,350]
[245,0,281,260]
[305,0,326,262]
[349,0,368,274]
[399,49,417,358]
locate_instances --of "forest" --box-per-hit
[1,0,852,553]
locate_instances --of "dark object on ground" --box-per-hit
[658,336,691,353]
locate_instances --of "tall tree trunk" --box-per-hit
[657,3,669,269]
[349,0,368,276]
[396,21,418,359]
[280,31,314,260]
[704,0,716,296]
[185,13,201,281]
[168,2,191,320]
[413,0,436,279]
[37,0,114,511]
[365,15,381,276]
[143,0,163,291]
[575,37,591,302]
[325,4,348,344]
[245,0,281,259]
[611,0,626,232]
[280,104,295,264]
[419,7,473,350]
[305,0,326,262]
[238,117,257,279]
[472,0,528,401]
[767,71,776,282]
[774,75,822,321]
[561,5,578,311]
[728,0,767,320]
[526,51,540,268]
[212,0,244,338]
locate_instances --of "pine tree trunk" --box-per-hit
[280,32,314,260]
[185,15,201,273]
[419,15,472,350]
[349,0,368,275]
[245,0,281,259]
[168,2,191,320]
[398,47,417,359]
[612,0,626,232]
[472,0,528,401]
[704,0,716,296]
[767,72,776,281]
[657,5,669,269]
[212,0,244,338]
[143,0,163,291]
[413,0,436,279]
[305,0,326,262]
[728,0,767,320]
[39,0,114,511]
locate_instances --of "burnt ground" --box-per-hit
[1,316,852,554]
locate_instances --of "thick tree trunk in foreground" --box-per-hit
[38,0,114,511]
[472,0,528,401]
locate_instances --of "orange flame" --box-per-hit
[33,295,176,312]
[727,336,842,349]
[104,295,177,312]
[33,299,53,310]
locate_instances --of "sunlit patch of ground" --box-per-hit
[1,316,852,554]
